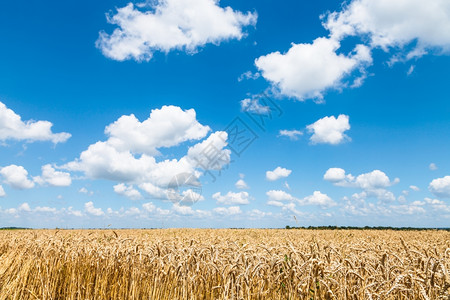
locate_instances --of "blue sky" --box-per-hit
[0,0,449,228]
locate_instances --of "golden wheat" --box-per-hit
[0,229,449,299]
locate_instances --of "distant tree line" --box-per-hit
[285,225,449,231]
[0,227,31,230]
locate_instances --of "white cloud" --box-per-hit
[0,165,35,190]
[267,190,332,212]
[235,174,248,189]
[235,179,248,189]
[324,0,450,54]
[67,207,83,217]
[138,182,167,199]
[142,202,156,213]
[324,168,398,202]
[64,106,230,195]
[79,187,93,196]
[355,170,393,190]
[34,206,57,213]
[342,197,393,216]
[284,181,290,190]
[97,0,257,61]
[172,203,195,215]
[186,131,231,170]
[105,105,210,156]
[213,191,250,205]
[278,129,303,141]
[410,185,420,192]
[255,37,371,100]
[213,206,242,215]
[248,209,272,219]
[238,71,260,82]
[352,189,395,203]
[390,204,426,215]
[280,202,304,216]
[323,167,354,184]
[170,189,204,206]
[424,197,450,212]
[429,163,438,170]
[84,201,104,216]
[18,203,31,212]
[325,168,397,189]
[240,98,270,114]
[397,195,407,203]
[429,176,450,198]
[0,101,71,144]
[266,167,292,181]
[299,191,336,208]
[124,207,141,216]
[0,185,5,197]
[255,0,450,102]
[267,200,284,207]
[66,141,191,184]
[3,208,18,215]
[34,164,71,187]
[114,183,143,200]
[307,115,350,145]
[266,190,296,202]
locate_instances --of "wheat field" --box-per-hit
[0,229,449,299]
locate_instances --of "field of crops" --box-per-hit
[0,229,449,299]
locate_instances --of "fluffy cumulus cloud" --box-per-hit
[324,167,354,184]
[410,185,420,192]
[85,201,104,216]
[424,198,450,212]
[79,187,93,196]
[0,165,35,190]
[307,115,350,145]
[324,0,450,54]
[299,191,336,208]
[213,191,250,205]
[235,179,248,189]
[255,38,371,100]
[278,129,303,141]
[256,0,450,101]
[355,170,395,190]
[114,183,143,200]
[235,174,248,189]
[342,196,426,217]
[324,167,398,202]
[267,189,335,208]
[97,0,257,61]
[429,176,450,198]
[266,167,292,181]
[0,101,71,144]
[139,182,167,199]
[64,106,230,201]
[213,206,242,215]
[186,131,231,170]
[238,71,260,82]
[142,202,156,213]
[168,189,204,207]
[34,164,71,187]
[105,106,210,156]
[0,185,5,197]
[324,167,397,189]
[240,98,270,114]
[266,190,296,202]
